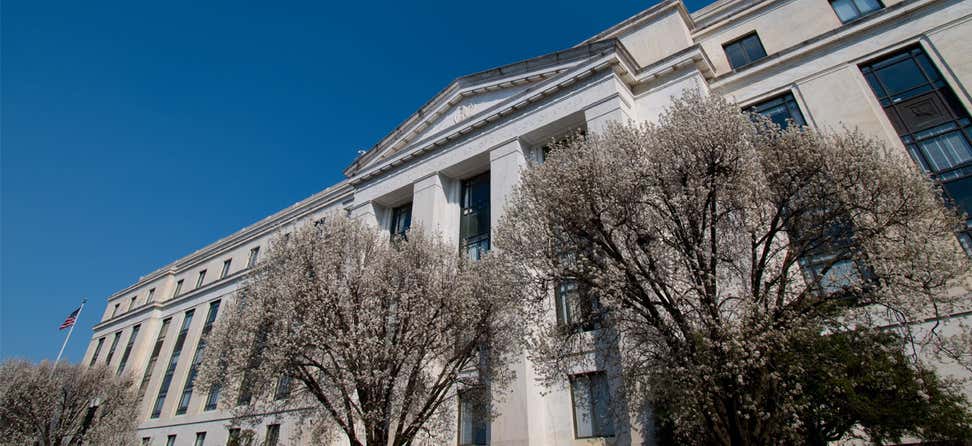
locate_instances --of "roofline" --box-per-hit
[577,0,695,45]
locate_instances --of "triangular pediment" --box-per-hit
[345,40,622,177]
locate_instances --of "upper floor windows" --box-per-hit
[830,0,882,23]
[89,337,105,367]
[460,172,491,260]
[569,371,615,439]
[111,303,121,318]
[860,46,972,253]
[247,247,261,268]
[747,93,807,130]
[723,32,767,70]
[555,280,602,333]
[390,203,412,240]
[196,270,207,289]
[147,288,156,304]
[220,259,232,279]
[116,324,140,375]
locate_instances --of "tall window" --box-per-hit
[274,375,292,401]
[458,388,489,446]
[111,303,120,318]
[829,0,882,23]
[141,437,151,446]
[555,280,602,333]
[88,337,105,367]
[460,172,491,260]
[104,332,122,366]
[747,93,807,130]
[194,432,207,446]
[861,46,972,253]
[152,310,195,418]
[138,318,172,400]
[220,259,232,279]
[723,32,767,70]
[176,300,221,415]
[264,424,280,446]
[569,372,615,439]
[129,296,138,311]
[248,247,261,268]
[116,324,141,375]
[196,270,207,288]
[166,435,177,446]
[390,202,412,239]
[147,288,156,304]
[173,280,184,298]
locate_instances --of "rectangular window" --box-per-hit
[458,388,489,446]
[88,337,105,367]
[116,324,141,375]
[274,374,292,401]
[555,280,602,332]
[390,202,413,239]
[196,270,207,288]
[194,432,207,446]
[747,93,807,130]
[151,310,195,418]
[204,383,221,411]
[569,372,615,438]
[147,288,156,303]
[264,424,280,446]
[176,300,221,415]
[138,318,172,400]
[111,303,121,318]
[227,428,241,446]
[166,435,176,446]
[861,46,972,253]
[248,247,260,268]
[104,332,122,367]
[130,296,138,311]
[460,172,491,260]
[723,32,767,70]
[830,0,882,23]
[173,280,184,298]
[220,259,232,279]
[141,437,151,446]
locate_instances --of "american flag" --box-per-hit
[59,306,81,330]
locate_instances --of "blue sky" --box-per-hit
[1,0,711,363]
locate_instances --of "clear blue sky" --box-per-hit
[1,0,711,363]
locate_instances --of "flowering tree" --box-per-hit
[496,92,972,444]
[199,217,524,446]
[0,360,138,446]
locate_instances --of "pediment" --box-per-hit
[345,40,623,177]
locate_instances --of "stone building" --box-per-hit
[83,0,972,443]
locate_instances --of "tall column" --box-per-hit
[411,172,460,246]
[489,138,527,240]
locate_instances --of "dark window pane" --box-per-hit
[748,93,806,129]
[741,35,767,62]
[943,175,972,221]
[875,59,928,100]
[831,0,860,22]
[724,42,748,69]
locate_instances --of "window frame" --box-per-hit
[457,387,490,446]
[722,31,768,70]
[390,202,413,240]
[829,0,883,23]
[220,259,232,279]
[460,172,491,260]
[247,247,261,268]
[568,371,615,439]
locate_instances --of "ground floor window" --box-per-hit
[569,371,615,438]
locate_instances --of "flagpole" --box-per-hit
[53,299,86,374]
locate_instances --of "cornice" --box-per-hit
[708,0,943,89]
[578,0,695,45]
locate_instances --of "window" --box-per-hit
[569,372,615,438]
[829,0,882,23]
[166,435,176,446]
[116,324,140,375]
[555,280,602,332]
[194,432,207,446]
[861,46,972,253]
[196,270,207,288]
[274,374,292,400]
[220,259,232,279]
[130,296,138,311]
[147,288,156,304]
[723,32,767,70]
[138,318,172,400]
[248,247,261,268]
[111,303,121,318]
[204,383,221,411]
[152,310,195,418]
[314,217,327,229]
[88,337,105,367]
[458,388,489,446]
[173,280,184,298]
[141,437,151,446]
[264,424,280,446]
[791,210,870,295]
[460,172,491,260]
[390,202,412,239]
[747,93,807,130]
[226,428,251,446]
[176,300,221,415]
